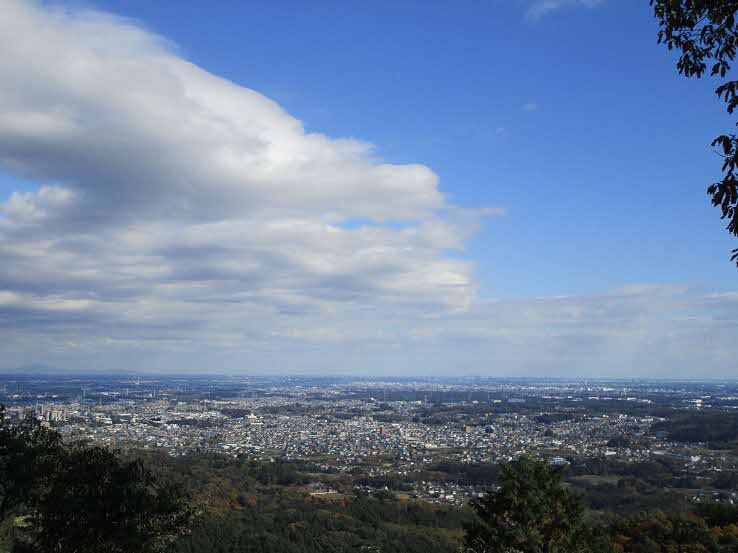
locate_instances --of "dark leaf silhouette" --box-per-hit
[0,405,197,553]
[652,0,738,265]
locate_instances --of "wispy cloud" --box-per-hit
[522,102,538,112]
[526,0,603,19]
[2,282,737,377]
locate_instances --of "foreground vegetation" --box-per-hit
[2,404,738,552]
[0,406,196,553]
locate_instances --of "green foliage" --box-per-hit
[611,510,738,552]
[0,407,61,520]
[141,453,470,553]
[24,444,196,553]
[652,0,738,264]
[464,456,613,553]
[427,462,499,486]
[694,503,738,527]
[651,411,738,448]
[0,405,196,553]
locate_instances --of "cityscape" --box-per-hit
[3,0,738,551]
[4,374,737,507]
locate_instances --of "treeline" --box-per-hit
[611,508,738,552]
[651,411,738,448]
[175,491,466,553]
[143,451,738,552]
[126,451,468,553]
[463,456,738,553]
[568,456,736,514]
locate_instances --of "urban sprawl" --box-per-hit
[2,375,737,506]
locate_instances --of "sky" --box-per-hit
[0,0,736,377]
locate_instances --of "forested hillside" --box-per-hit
[139,452,738,553]
[137,452,468,553]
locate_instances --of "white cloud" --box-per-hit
[526,0,603,19]
[0,1,444,223]
[1,283,736,377]
[0,0,498,364]
[0,1,735,377]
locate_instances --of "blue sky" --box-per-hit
[87,0,737,297]
[0,0,736,376]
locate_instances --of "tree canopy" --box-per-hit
[652,0,738,264]
[463,456,613,553]
[0,406,197,553]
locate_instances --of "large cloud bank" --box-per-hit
[0,1,479,342]
[0,1,735,376]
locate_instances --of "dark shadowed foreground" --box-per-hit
[0,406,196,553]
